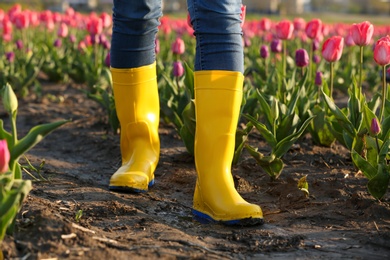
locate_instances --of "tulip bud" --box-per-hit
[155,38,160,54]
[312,39,320,51]
[370,118,381,136]
[315,71,323,86]
[16,39,23,50]
[0,139,10,174]
[2,83,18,115]
[260,45,269,59]
[295,48,309,67]
[53,38,62,48]
[6,51,15,63]
[105,52,110,67]
[313,54,321,64]
[173,61,184,77]
[270,39,282,53]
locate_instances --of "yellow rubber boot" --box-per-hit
[109,62,160,192]
[193,70,264,225]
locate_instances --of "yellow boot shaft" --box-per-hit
[109,63,160,192]
[193,70,263,225]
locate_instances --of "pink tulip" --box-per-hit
[57,22,69,38]
[374,36,390,66]
[351,21,374,47]
[370,118,381,136]
[259,18,272,32]
[100,12,112,29]
[155,38,160,54]
[173,61,184,77]
[345,31,356,47]
[87,13,103,35]
[293,17,306,31]
[2,18,13,35]
[0,140,10,174]
[305,19,322,40]
[14,11,30,29]
[171,37,185,55]
[322,36,344,62]
[275,19,294,40]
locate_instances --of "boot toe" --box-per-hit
[109,171,154,193]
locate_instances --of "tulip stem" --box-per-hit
[358,46,363,100]
[379,65,387,123]
[283,40,287,79]
[375,136,381,154]
[330,62,334,100]
[309,41,313,82]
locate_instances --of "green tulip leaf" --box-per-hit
[183,62,194,99]
[255,90,273,130]
[273,115,314,158]
[351,150,377,180]
[367,163,390,200]
[11,120,69,162]
[243,113,277,148]
[322,90,356,137]
[245,144,283,179]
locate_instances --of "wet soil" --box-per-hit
[1,82,390,260]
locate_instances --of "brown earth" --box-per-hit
[1,82,390,260]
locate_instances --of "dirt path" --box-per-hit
[1,83,390,259]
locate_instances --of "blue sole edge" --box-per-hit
[109,179,155,193]
[192,209,265,226]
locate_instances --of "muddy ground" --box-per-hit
[1,82,390,259]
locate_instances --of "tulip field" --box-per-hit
[1,4,390,259]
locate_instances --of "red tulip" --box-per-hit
[322,36,344,62]
[351,21,374,47]
[374,36,390,66]
[305,19,322,40]
[275,19,294,40]
[0,139,10,174]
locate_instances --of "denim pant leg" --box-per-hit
[110,0,162,68]
[187,0,244,73]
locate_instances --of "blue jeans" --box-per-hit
[110,0,243,73]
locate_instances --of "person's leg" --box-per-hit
[109,0,161,192]
[188,0,264,225]
[110,0,161,68]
